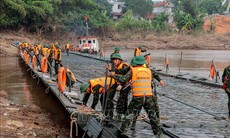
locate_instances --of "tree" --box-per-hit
[122,0,153,17]
[200,0,224,14]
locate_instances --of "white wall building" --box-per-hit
[153,1,174,22]
[108,0,125,20]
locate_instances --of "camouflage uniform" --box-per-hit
[105,64,130,119]
[131,70,162,129]
[82,85,104,109]
[113,68,163,137]
[222,65,230,117]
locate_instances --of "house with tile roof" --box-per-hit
[151,1,174,22]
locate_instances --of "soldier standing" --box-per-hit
[110,56,163,138]
[222,64,230,119]
[105,53,130,120]
[65,43,70,56]
[54,44,62,75]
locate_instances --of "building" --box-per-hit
[152,0,165,4]
[152,1,174,22]
[108,0,125,20]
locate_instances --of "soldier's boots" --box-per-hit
[116,114,125,122]
[156,132,164,138]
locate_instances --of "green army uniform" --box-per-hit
[47,45,53,73]
[130,69,162,130]
[105,53,130,120]
[81,85,104,110]
[222,64,230,118]
[113,56,163,137]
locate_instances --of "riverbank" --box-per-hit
[0,90,69,137]
[1,31,230,57]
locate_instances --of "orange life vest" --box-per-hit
[134,48,141,56]
[33,47,39,55]
[66,68,76,82]
[54,49,62,60]
[210,64,216,79]
[130,66,152,97]
[37,44,42,50]
[66,44,70,49]
[52,47,56,59]
[116,62,129,70]
[42,48,50,57]
[89,77,115,94]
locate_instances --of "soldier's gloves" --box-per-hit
[159,80,165,87]
[110,71,115,77]
[86,107,93,112]
[80,104,85,110]
[106,64,111,71]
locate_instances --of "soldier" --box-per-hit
[54,44,62,75]
[110,56,163,138]
[66,67,76,88]
[134,45,146,57]
[129,57,165,130]
[222,64,230,119]
[105,53,130,120]
[65,43,70,56]
[110,47,120,59]
[80,77,115,111]
[41,45,50,58]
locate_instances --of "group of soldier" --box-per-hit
[18,42,72,75]
[19,41,230,137]
[80,46,165,137]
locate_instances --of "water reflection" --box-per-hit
[0,57,68,122]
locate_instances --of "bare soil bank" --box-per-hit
[1,31,230,57]
[0,90,69,137]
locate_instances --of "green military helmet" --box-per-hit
[80,82,90,93]
[114,47,120,51]
[110,53,122,60]
[132,56,146,65]
[48,44,52,48]
[130,57,137,66]
[138,45,143,49]
[55,44,60,48]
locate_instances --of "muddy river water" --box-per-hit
[0,57,67,124]
[1,50,228,106]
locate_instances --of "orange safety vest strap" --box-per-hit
[135,48,141,56]
[117,62,129,70]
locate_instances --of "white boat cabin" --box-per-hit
[77,36,99,53]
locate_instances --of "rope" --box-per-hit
[98,114,106,124]
[70,111,78,138]
[45,86,50,94]
[137,113,148,121]
[32,74,38,79]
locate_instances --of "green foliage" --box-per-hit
[174,9,205,33]
[115,10,169,34]
[122,0,153,17]
[152,13,169,32]
[200,0,224,14]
